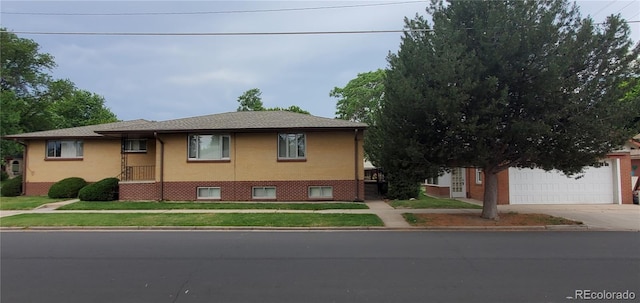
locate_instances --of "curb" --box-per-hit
[0,224,593,232]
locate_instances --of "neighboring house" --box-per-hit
[3,156,23,178]
[3,111,367,201]
[425,152,634,205]
[621,133,640,193]
[363,160,386,200]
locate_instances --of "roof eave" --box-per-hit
[96,126,367,135]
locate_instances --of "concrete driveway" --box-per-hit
[498,204,640,231]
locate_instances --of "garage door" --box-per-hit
[508,161,615,204]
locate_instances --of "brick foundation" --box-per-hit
[24,182,55,196]
[118,180,365,202]
[119,182,160,201]
[424,185,450,198]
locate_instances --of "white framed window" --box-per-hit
[252,186,276,199]
[278,133,305,159]
[123,139,147,152]
[425,177,438,185]
[197,187,221,199]
[46,140,83,159]
[309,186,333,198]
[189,134,230,160]
[476,168,483,184]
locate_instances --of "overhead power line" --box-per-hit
[614,0,639,16]
[0,1,428,16]
[2,29,433,36]
[591,0,618,19]
[4,20,637,37]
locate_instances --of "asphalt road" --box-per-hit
[1,231,639,303]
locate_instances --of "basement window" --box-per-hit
[252,187,276,199]
[197,187,221,200]
[309,186,333,198]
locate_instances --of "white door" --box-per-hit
[450,167,466,198]
[508,161,615,204]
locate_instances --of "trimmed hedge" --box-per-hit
[0,170,8,182]
[1,175,22,197]
[78,177,119,201]
[48,177,87,198]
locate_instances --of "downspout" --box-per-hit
[354,129,361,202]
[15,140,27,196]
[154,132,165,201]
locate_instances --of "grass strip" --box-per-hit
[0,196,68,210]
[58,201,368,211]
[390,197,481,209]
[0,213,384,227]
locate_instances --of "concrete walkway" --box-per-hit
[1,199,638,231]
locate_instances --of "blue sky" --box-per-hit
[2,1,638,122]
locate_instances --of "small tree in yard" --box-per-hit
[381,0,639,219]
[331,69,386,166]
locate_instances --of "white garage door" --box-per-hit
[508,161,616,204]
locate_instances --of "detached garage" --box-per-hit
[426,152,633,205]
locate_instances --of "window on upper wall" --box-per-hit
[46,140,83,159]
[278,133,305,159]
[188,134,230,160]
[425,177,438,185]
[476,168,483,184]
[123,139,147,153]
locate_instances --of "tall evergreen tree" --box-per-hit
[382,0,639,218]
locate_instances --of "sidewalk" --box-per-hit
[1,199,638,231]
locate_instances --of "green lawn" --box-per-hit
[389,195,481,209]
[0,196,68,210]
[0,213,384,227]
[58,201,368,211]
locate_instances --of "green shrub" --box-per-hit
[386,179,420,200]
[0,170,9,182]
[48,177,87,198]
[78,177,119,201]
[1,175,22,197]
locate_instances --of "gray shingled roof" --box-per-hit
[2,112,367,139]
[99,111,367,133]
[3,119,150,139]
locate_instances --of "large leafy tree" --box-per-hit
[236,88,265,111]
[1,29,118,160]
[381,0,639,218]
[47,79,118,129]
[331,69,385,165]
[236,88,310,114]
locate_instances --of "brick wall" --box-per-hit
[424,185,450,198]
[25,182,55,196]
[608,152,633,204]
[119,182,160,201]
[466,168,509,205]
[117,180,364,202]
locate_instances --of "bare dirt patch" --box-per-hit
[404,212,582,226]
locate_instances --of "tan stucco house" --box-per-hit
[4,111,367,201]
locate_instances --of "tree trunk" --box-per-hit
[481,169,499,220]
